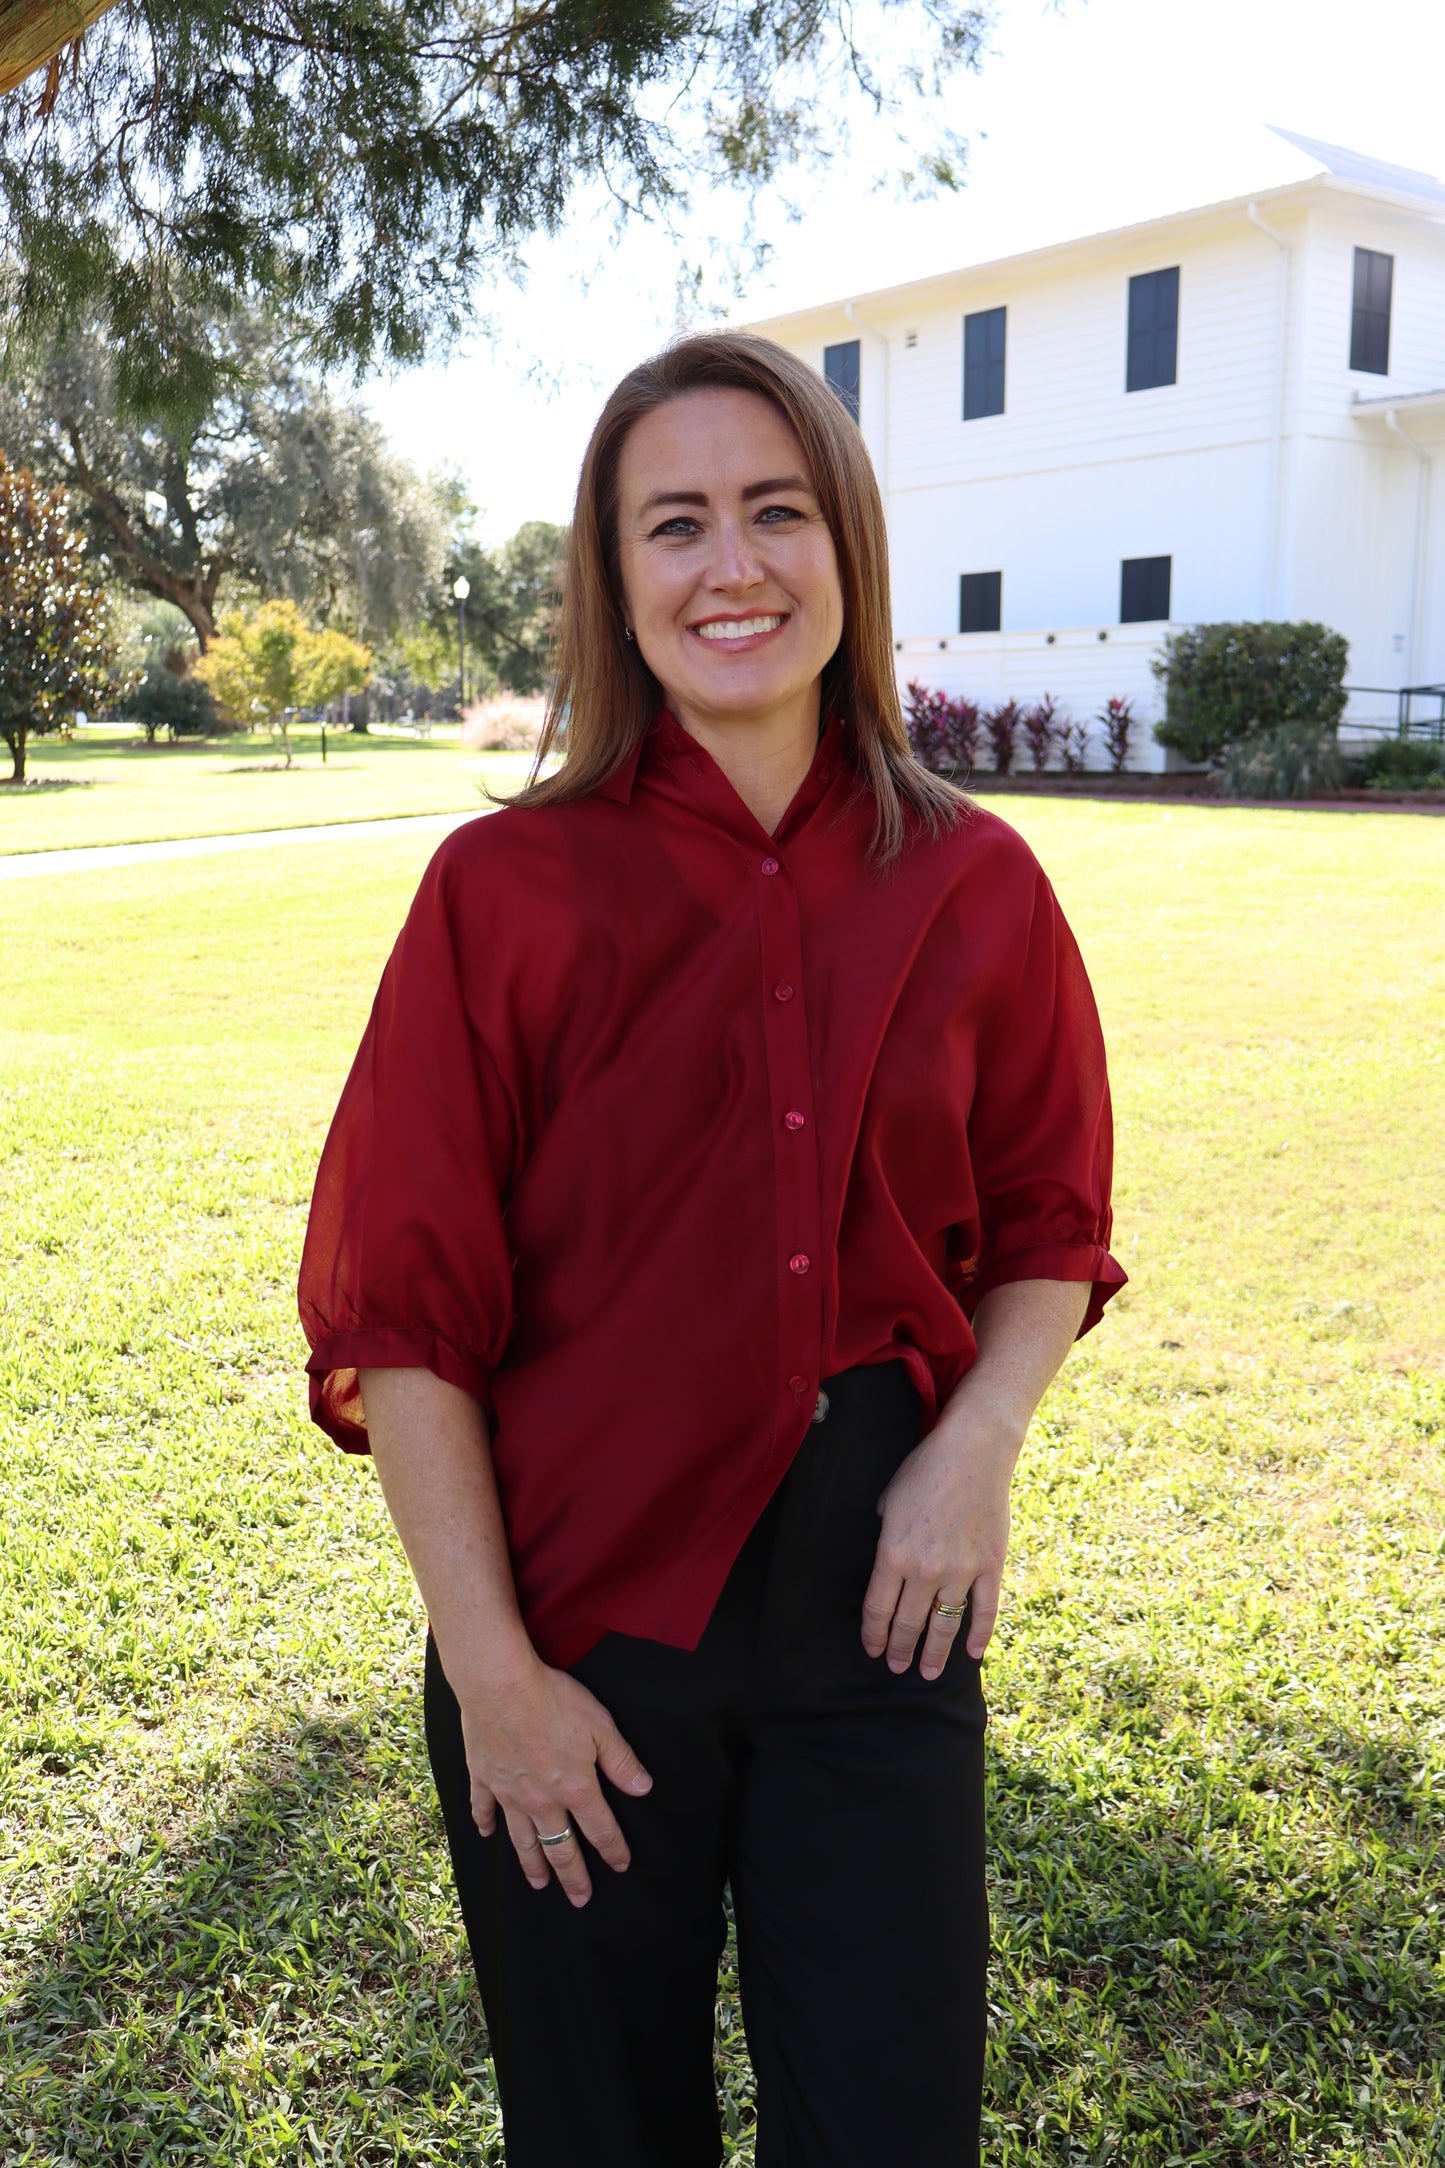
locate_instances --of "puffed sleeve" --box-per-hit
[298,839,519,1451]
[962,864,1127,1337]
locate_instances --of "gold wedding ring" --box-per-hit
[933,1599,969,1619]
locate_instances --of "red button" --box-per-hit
[789,1252,811,1274]
[773,982,795,1002]
[787,1374,809,1392]
[760,857,780,876]
[784,1110,806,1131]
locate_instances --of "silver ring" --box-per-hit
[536,1824,574,1849]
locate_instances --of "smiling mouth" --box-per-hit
[690,614,788,642]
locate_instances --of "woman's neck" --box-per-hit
[672,693,823,836]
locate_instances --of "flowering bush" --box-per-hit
[462,693,547,750]
[903,681,980,777]
[982,698,1020,775]
[1021,694,1061,773]
[1098,696,1135,774]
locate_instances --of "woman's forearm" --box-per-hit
[357,1367,538,1701]
[943,1277,1092,1450]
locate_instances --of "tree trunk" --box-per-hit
[5,727,27,782]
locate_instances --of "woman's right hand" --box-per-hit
[456,1656,653,1907]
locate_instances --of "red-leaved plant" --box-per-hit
[903,681,980,778]
[983,698,1020,775]
[1060,718,1090,775]
[1098,695,1135,775]
[1021,694,1061,774]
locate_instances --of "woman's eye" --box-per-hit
[651,516,699,539]
[758,504,804,525]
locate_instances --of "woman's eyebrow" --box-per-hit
[636,474,813,516]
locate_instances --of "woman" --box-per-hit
[299,331,1124,2167]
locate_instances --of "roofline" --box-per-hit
[744,172,1445,335]
[1352,386,1445,415]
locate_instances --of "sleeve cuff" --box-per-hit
[305,1326,495,1453]
[963,1242,1128,1340]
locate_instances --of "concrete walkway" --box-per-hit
[0,809,481,882]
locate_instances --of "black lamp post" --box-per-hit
[453,575,470,709]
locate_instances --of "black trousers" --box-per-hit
[423,1360,989,2167]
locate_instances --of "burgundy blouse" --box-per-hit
[299,711,1125,1666]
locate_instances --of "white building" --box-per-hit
[750,129,1445,771]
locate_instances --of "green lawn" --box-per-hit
[1,801,1441,2165]
[0,725,536,855]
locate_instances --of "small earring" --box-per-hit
[624,625,635,642]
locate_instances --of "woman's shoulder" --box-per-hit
[905,792,1050,897]
[423,799,581,902]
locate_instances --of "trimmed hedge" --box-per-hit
[1153,621,1349,765]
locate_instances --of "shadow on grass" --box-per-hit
[4,1694,1440,2166]
[0,778,95,794]
[1,1705,502,2165]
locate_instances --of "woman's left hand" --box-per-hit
[860,1394,1023,1679]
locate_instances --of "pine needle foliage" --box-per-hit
[0,0,991,429]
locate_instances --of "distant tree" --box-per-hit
[195,601,370,767]
[0,0,988,429]
[442,521,568,697]
[0,452,115,783]
[0,315,450,651]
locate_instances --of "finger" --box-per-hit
[504,1804,554,1893]
[965,1571,1002,1660]
[523,1806,595,1909]
[566,1780,632,1873]
[469,1777,499,1838]
[861,1554,904,1659]
[885,1580,935,1673]
[596,1723,653,1798]
[919,1591,969,1682]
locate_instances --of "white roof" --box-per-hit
[1267,125,1445,207]
[745,125,1445,336]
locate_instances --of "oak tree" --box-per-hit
[0,316,450,651]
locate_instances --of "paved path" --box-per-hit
[0,810,480,882]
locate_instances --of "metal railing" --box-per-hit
[1341,684,1445,742]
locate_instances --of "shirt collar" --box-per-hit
[594,709,847,818]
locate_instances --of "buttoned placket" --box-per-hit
[754,843,825,1450]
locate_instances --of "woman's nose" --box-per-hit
[707,519,765,592]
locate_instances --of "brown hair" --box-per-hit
[499,331,969,864]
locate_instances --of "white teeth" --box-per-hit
[694,615,785,641]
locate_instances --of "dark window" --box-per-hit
[1350,248,1393,375]
[1120,555,1172,623]
[963,306,1006,419]
[1126,267,1180,392]
[959,571,1003,634]
[823,339,861,420]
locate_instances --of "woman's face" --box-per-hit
[614,387,844,739]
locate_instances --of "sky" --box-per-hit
[364,0,1445,544]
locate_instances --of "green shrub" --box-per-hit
[1216,720,1344,800]
[1354,737,1445,791]
[118,664,219,742]
[1153,621,1349,764]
